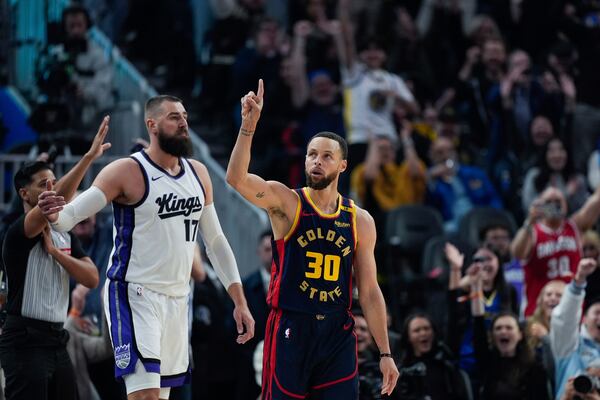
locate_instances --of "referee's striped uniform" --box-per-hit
[0,214,86,400]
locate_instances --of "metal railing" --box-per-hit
[4,0,269,277]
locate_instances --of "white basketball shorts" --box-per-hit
[104,279,190,392]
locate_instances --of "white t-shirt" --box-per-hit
[341,62,415,144]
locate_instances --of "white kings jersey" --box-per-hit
[106,151,205,297]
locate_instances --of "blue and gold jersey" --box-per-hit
[267,188,358,314]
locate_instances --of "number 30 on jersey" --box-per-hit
[305,251,341,281]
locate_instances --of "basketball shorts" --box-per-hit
[261,309,358,399]
[104,279,190,391]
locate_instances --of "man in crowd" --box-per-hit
[511,186,600,316]
[425,136,502,231]
[60,5,114,131]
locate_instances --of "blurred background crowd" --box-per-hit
[2,0,600,399]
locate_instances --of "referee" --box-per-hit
[0,118,110,400]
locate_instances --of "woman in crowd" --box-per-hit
[521,136,588,214]
[396,313,470,400]
[470,265,553,400]
[445,243,518,377]
[526,280,565,392]
[527,280,565,348]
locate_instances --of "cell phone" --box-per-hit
[538,202,561,217]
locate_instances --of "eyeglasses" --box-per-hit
[473,256,492,263]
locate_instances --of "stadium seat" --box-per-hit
[382,205,444,327]
[384,205,445,257]
[421,234,474,331]
[457,207,517,248]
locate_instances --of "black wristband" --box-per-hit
[380,353,393,359]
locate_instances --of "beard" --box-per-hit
[306,170,337,190]
[158,128,193,157]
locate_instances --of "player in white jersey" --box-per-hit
[39,95,255,400]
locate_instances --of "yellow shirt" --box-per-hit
[351,161,427,211]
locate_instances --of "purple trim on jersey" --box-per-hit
[107,205,135,281]
[129,156,149,207]
[184,158,206,198]
[161,369,191,387]
[108,280,162,379]
[108,280,139,378]
[140,150,185,179]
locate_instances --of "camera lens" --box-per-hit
[573,375,593,394]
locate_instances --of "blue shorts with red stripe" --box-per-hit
[261,309,358,400]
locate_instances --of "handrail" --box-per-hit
[3,19,269,277]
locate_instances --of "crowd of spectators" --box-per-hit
[130,0,600,398]
[26,4,114,155]
[3,0,600,399]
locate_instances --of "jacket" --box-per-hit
[426,165,502,223]
[550,282,600,398]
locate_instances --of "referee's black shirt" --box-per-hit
[2,214,86,323]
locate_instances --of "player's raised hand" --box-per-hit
[240,79,264,127]
[233,303,255,344]
[38,179,65,222]
[86,115,112,160]
[380,356,399,396]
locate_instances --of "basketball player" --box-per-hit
[512,186,600,316]
[39,95,255,400]
[226,80,399,399]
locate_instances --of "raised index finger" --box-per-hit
[257,79,264,98]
